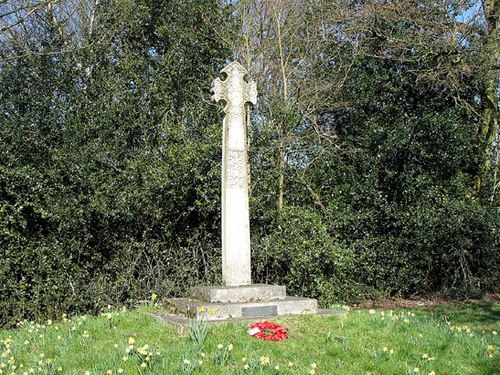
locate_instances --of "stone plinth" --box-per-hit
[163,283,319,322]
[165,283,318,321]
[165,295,318,321]
[190,284,286,303]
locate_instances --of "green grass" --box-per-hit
[0,302,499,374]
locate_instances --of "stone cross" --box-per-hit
[212,61,257,286]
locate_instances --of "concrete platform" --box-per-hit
[165,296,318,321]
[190,284,286,303]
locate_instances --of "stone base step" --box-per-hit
[190,284,286,303]
[165,296,318,321]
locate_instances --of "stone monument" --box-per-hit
[165,62,318,321]
[212,61,255,287]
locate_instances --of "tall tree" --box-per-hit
[229,0,499,300]
[229,0,361,211]
[479,0,499,198]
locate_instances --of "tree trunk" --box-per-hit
[478,0,500,193]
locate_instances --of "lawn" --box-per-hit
[0,301,498,374]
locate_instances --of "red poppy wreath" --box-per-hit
[248,321,287,341]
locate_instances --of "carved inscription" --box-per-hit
[226,149,246,188]
[242,305,278,317]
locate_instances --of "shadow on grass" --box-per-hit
[421,302,500,330]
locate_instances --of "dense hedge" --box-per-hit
[0,0,229,326]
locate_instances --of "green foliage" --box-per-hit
[212,344,232,366]
[0,0,229,326]
[318,48,499,298]
[188,319,209,345]
[0,0,498,326]
[252,206,362,304]
[248,1,499,303]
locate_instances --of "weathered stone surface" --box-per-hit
[190,284,286,303]
[211,61,256,286]
[165,296,318,321]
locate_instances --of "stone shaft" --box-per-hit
[212,61,257,286]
